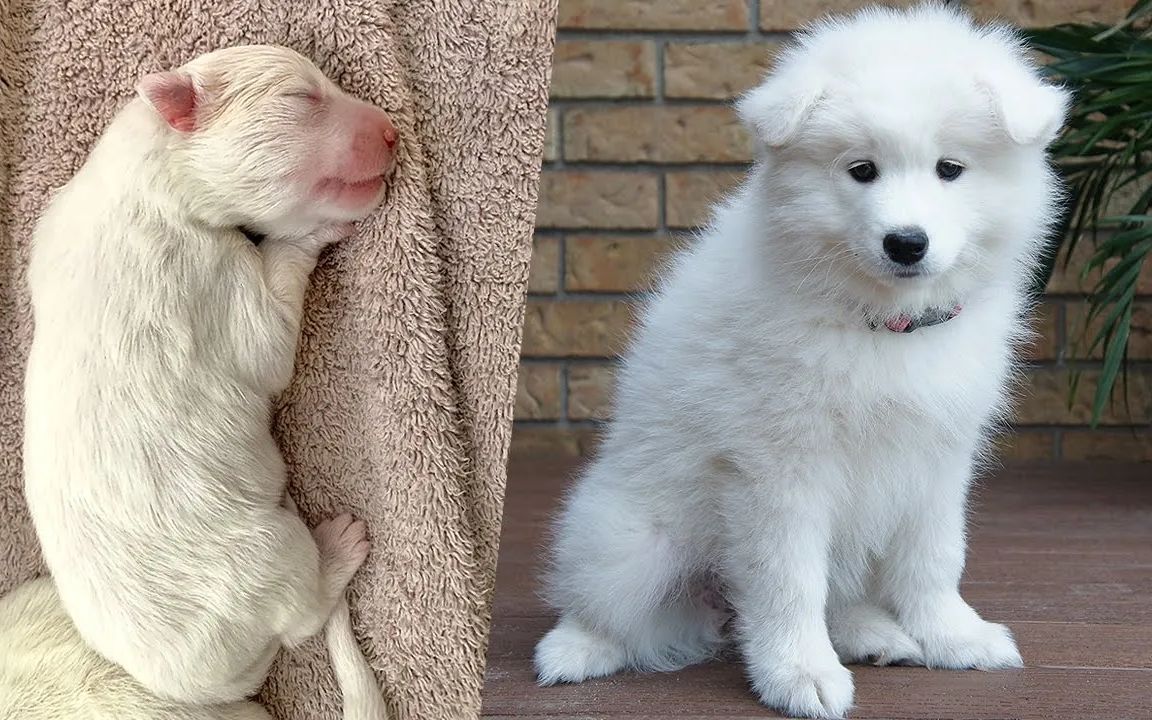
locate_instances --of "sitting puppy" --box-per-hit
[535,4,1068,718]
[22,45,397,718]
[0,576,270,719]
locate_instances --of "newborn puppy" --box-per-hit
[0,577,270,720]
[22,45,397,718]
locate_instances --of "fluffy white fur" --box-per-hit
[22,46,398,719]
[535,4,1069,718]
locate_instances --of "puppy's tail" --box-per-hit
[326,596,389,720]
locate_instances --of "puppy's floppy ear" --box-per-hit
[736,68,824,148]
[136,70,199,133]
[980,69,1070,146]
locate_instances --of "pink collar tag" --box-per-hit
[875,304,962,334]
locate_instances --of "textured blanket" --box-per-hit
[0,1,556,718]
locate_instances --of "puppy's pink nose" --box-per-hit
[382,119,398,149]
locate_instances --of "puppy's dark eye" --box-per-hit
[848,161,878,183]
[936,159,965,181]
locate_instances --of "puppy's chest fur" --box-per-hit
[767,313,1013,569]
[624,293,1019,577]
[820,318,1008,441]
[702,303,1014,450]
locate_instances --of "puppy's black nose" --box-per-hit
[883,228,929,266]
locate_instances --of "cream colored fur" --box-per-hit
[21,45,397,719]
[0,577,271,720]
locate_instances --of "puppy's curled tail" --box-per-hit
[326,596,389,720]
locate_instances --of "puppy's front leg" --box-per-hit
[259,223,352,335]
[724,461,853,719]
[881,451,1022,670]
[250,223,353,390]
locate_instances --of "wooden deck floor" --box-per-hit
[481,457,1152,720]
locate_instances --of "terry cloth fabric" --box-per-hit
[0,2,556,719]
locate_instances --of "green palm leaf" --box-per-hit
[1025,2,1152,425]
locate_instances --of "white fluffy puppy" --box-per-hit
[536,4,1068,718]
[0,577,269,720]
[22,46,398,718]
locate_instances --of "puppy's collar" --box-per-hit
[869,305,962,334]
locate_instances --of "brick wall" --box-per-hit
[514,0,1152,462]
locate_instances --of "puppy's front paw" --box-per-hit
[919,618,1022,670]
[307,222,356,250]
[748,651,854,719]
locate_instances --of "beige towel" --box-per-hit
[0,1,556,719]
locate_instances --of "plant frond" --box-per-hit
[1024,1,1152,425]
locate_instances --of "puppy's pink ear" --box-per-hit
[136,71,199,133]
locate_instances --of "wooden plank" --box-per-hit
[486,616,1152,671]
[484,459,1152,719]
[482,664,1151,718]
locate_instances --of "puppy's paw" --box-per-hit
[534,616,629,686]
[307,222,356,250]
[748,651,854,719]
[829,604,923,666]
[919,618,1023,670]
[312,513,370,587]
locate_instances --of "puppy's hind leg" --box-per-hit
[827,602,923,666]
[271,510,370,648]
[535,614,630,686]
[536,467,719,685]
[535,587,726,686]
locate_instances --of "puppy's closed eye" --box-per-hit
[282,89,321,102]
